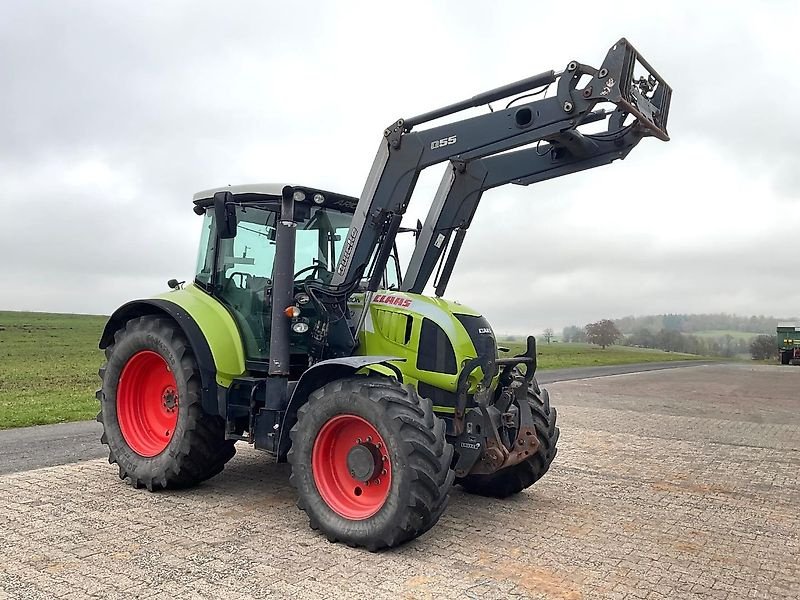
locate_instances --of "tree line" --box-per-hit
[560,314,789,360]
[610,313,795,335]
[623,327,749,357]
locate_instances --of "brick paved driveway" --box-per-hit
[1,364,798,599]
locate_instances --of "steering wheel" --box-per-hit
[293,262,328,281]
[226,271,253,289]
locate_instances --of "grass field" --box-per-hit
[0,311,106,429]
[499,340,707,369]
[1,310,709,429]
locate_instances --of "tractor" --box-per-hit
[97,39,671,550]
[778,324,800,365]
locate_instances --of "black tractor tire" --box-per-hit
[780,351,791,365]
[458,378,559,499]
[288,376,454,551]
[97,315,235,490]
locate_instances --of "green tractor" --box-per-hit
[778,324,800,365]
[97,39,671,549]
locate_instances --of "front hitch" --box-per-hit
[452,336,542,477]
[467,367,540,476]
[453,335,536,434]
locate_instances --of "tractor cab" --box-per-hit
[191,184,364,370]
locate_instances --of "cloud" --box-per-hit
[1,0,798,338]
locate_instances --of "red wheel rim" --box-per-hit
[311,414,392,520]
[117,350,179,457]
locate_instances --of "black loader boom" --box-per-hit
[402,115,646,295]
[331,38,671,294]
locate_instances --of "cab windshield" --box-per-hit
[293,206,353,283]
[195,204,354,288]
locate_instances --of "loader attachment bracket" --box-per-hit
[559,38,671,141]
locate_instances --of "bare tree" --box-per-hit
[542,328,554,344]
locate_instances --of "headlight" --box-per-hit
[295,292,310,305]
[292,190,306,202]
[312,193,325,204]
[292,321,309,334]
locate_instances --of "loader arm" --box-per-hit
[331,37,671,292]
[402,119,646,296]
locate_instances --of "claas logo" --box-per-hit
[372,294,412,308]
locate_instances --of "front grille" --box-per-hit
[455,314,497,370]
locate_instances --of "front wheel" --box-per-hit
[288,376,454,550]
[458,379,559,498]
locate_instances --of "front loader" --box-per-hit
[97,38,672,550]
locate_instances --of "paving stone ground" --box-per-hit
[1,363,798,599]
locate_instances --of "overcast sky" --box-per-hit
[2,1,798,334]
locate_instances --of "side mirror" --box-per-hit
[213,191,237,239]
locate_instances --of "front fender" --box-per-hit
[151,284,246,387]
[276,356,404,461]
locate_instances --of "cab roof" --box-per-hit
[192,183,360,213]
[193,183,288,202]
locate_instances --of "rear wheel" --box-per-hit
[97,315,235,490]
[458,378,559,498]
[288,376,454,550]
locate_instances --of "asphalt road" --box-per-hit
[0,360,716,476]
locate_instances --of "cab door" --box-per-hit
[214,207,278,361]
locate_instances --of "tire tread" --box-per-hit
[97,315,235,491]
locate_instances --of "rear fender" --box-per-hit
[99,299,222,416]
[276,356,404,461]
